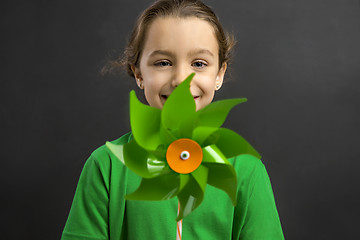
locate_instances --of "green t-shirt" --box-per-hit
[61,133,284,240]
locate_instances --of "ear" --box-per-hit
[215,63,227,91]
[131,65,144,89]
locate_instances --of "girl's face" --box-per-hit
[132,17,226,111]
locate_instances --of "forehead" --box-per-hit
[142,17,219,56]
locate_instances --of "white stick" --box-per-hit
[176,201,183,240]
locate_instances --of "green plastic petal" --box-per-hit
[105,141,125,164]
[201,144,237,205]
[191,165,208,194]
[196,98,247,128]
[159,122,177,147]
[179,174,190,192]
[203,128,261,159]
[106,140,169,178]
[123,140,169,178]
[161,73,196,139]
[129,91,163,151]
[176,176,204,221]
[125,172,179,201]
[202,144,230,165]
[202,162,237,206]
[192,126,219,147]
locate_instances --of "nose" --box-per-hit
[171,64,192,88]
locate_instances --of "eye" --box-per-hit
[154,60,172,67]
[192,60,208,68]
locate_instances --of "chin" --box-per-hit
[196,103,204,111]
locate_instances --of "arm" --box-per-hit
[61,155,110,240]
[233,155,284,240]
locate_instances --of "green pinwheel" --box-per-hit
[106,73,261,220]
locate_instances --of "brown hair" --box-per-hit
[102,0,235,78]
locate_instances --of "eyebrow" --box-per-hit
[187,49,214,57]
[148,49,215,58]
[148,50,175,58]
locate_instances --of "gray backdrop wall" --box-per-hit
[1,0,359,239]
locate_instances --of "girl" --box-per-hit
[61,0,284,239]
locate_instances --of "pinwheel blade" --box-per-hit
[202,162,237,206]
[176,176,204,221]
[203,128,261,159]
[107,141,166,178]
[159,122,177,147]
[125,172,179,201]
[191,165,208,194]
[105,141,125,164]
[162,73,196,139]
[202,144,230,165]
[179,174,190,192]
[192,126,219,147]
[129,91,163,151]
[196,98,247,128]
[123,139,169,178]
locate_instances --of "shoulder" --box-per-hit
[230,154,265,177]
[82,132,132,174]
[90,132,132,162]
[229,154,268,193]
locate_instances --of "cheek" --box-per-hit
[142,73,157,90]
[143,86,162,109]
[198,75,217,92]
[142,70,169,89]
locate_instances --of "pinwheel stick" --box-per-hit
[176,201,182,240]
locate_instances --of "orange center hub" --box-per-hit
[166,138,203,174]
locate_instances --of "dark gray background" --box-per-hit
[1,0,359,239]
